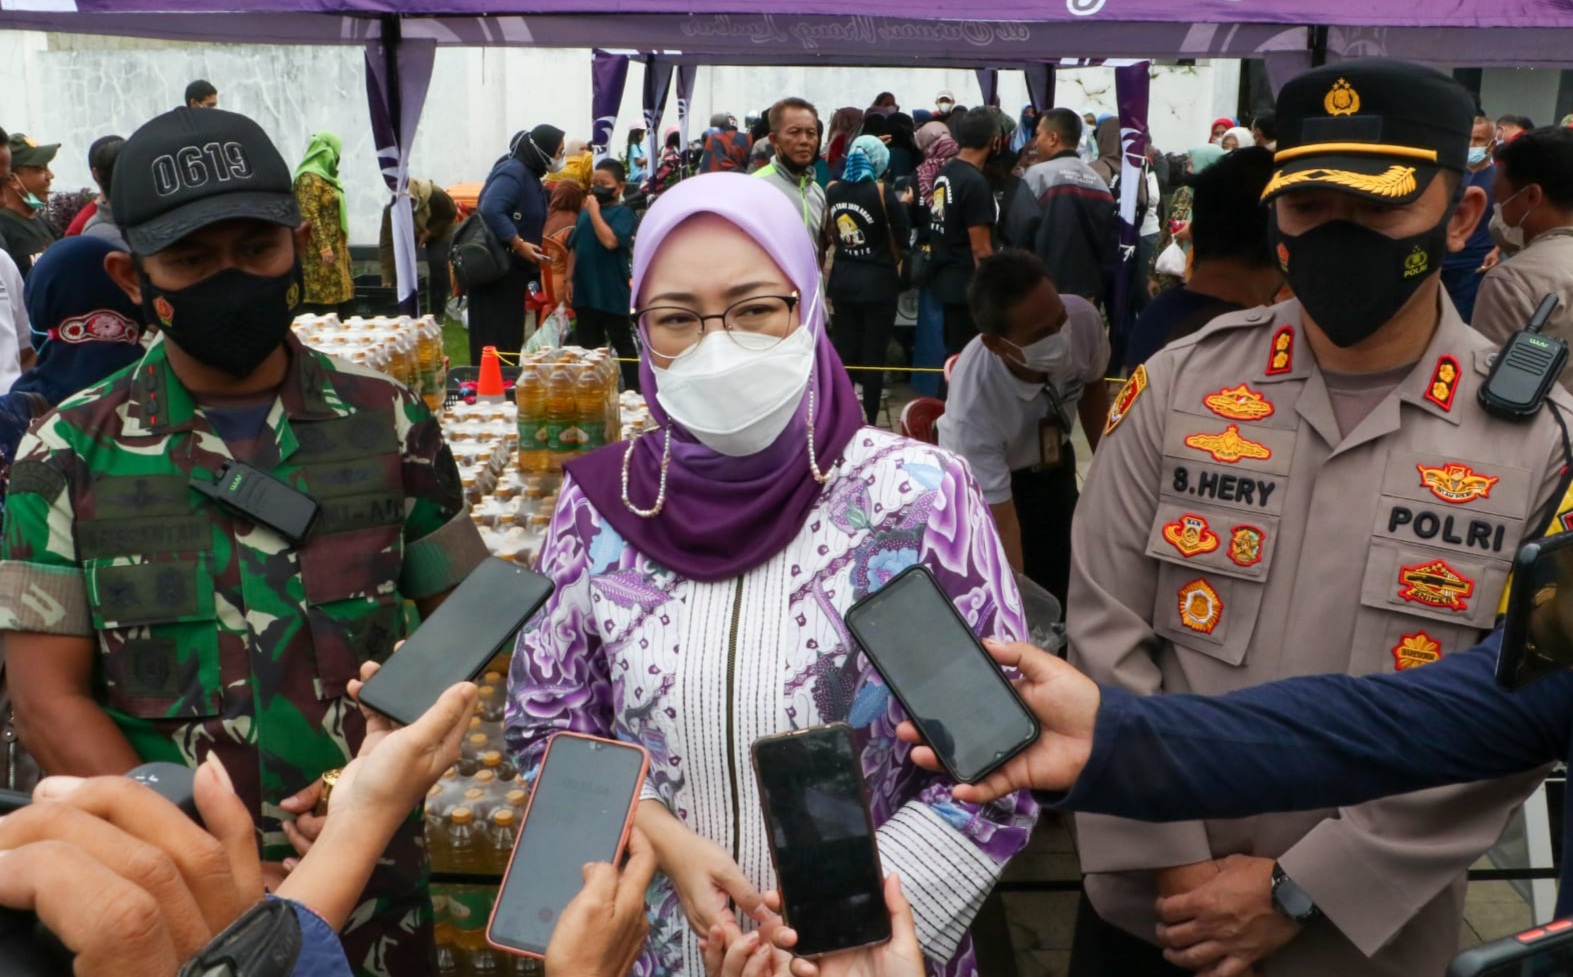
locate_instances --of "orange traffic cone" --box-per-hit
[477,345,506,404]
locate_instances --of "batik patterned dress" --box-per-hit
[505,427,1038,977]
[294,172,354,305]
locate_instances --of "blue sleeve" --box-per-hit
[1055,632,1570,821]
[267,896,353,977]
[478,164,523,244]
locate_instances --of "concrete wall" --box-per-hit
[1479,67,1564,129]
[0,30,1238,243]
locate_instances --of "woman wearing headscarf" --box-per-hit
[379,177,458,318]
[824,106,866,179]
[469,124,564,364]
[0,237,145,519]
[505,172,1035,977]
[914,121,959,207]
[1148,143,1225,295]
[1219,125,1255,152]
[1088,116,1123,187]
[1011,104,1039,154]
[1209,116,1234,143]
[293,131,353,313]
[1078,109,1102,163]
[884,111,919,179]
[825,135,909,423]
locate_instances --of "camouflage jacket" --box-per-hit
[0,330,488,857]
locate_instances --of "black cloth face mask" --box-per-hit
[141,262,302,378]
[1269,211,1451,348]
[590,185,618,204]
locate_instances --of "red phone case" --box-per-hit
[485,731,651,959]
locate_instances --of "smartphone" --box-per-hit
[752,724,890,958]
[1498,532,1573,691]
[358,558,554,726]
[1447,918,1573,976]
[843,564,1041,784]
[487,733,649,959]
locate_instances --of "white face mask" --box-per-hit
[1489,186,1535,256]
[548,153,566,174]
[653,310,817,457]
[1004,332,1068,376]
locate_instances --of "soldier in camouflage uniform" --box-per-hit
[0,107,488,977]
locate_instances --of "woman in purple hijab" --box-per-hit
[504,173,1035,977]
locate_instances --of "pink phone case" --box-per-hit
[485,731,651,960]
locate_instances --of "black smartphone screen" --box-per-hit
[844,565,1040,783]
[358,558,554,726]
[753,724,890,958]
[489,735,647,956]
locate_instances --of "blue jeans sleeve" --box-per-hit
[1053,631,1570,821]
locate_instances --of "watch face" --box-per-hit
[1275,877,1316,920]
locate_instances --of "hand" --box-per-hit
[585,194,602,215]
[897,638,1098,803]
[1155,855,1299,977]
[0,758,263,974]
[515,239,544,264]
[1155,859,1221,899]
[641,802,767,936]
[320,247,337,266]
[544,828,659,977]
[1479,246,1503,272]
[763,874,926,977]
[1174,222,1192,243]
[898,188,915,205]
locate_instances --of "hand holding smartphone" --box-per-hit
[752,724,890,958]
[357,558,554,726]
[487,733,650,959]
[843,565,1040,784]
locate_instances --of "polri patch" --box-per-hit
[1204,384,1275,422]
[1425,355,1461,412]
[1184,425,1273,464]
[1161,514,1221,558]
[1177,578,1223,634]
[1265,325,1294,376]
[1416,462,1498,505]
[1392,631,1442,670]
[1105,365,1148,437]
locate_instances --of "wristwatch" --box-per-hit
[1270,862,1322,924]
[177,898,302,977]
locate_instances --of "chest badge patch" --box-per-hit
[1177,578,1223,635]
[1184,425,1272,464]
[1425,355,1461,412]
[1392,631,1443,670]
[1162,514,1221,557]
[1397,559,1475,612]
[1105,365,1148,436]
[1417,463,1500,505]
[1228,525,1266,567]
[1204,384,1275,422]
[1265,325,1294,376]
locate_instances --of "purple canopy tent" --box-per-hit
[11,4,1568,315]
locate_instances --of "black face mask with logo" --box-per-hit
[1269,213,1451,348]
[140,262,303,378]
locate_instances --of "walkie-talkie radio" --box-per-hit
[1479,294,1565,420]
[190,460,320,544]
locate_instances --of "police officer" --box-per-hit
[1067,60,1573,977]
[0,107,488,977]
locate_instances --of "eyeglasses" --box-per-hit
[632,293,800,360]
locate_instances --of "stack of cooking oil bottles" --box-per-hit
[292,313,447,411]
[514,347,621,474]
[429,664,542,977]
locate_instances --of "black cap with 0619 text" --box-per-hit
[1262,58,1476,207]
[112,107,300,255]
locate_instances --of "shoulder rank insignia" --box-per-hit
[1416,463,1499,505]
[1392,631,1442,670]
[1184,424,1272,464]
[1204,383,1275,422]
[1162,514,1221,558]
[1228,525,1266,567]
[1265,324,1294,376]
[1425,355,1461,412]
[1105,365,1148,437]
[1177,578,1223,635]
[1397,558,1474,612]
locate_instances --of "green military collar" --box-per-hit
[126,331,344,441]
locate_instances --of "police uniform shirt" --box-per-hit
[1069,294,1571,976]
[937,294,1108,504]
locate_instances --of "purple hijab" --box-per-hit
[565,173,865,583]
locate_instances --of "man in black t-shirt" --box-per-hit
[928,108,1000,355]
[0,131,60,278]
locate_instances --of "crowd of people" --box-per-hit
[4,53,1573,977]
